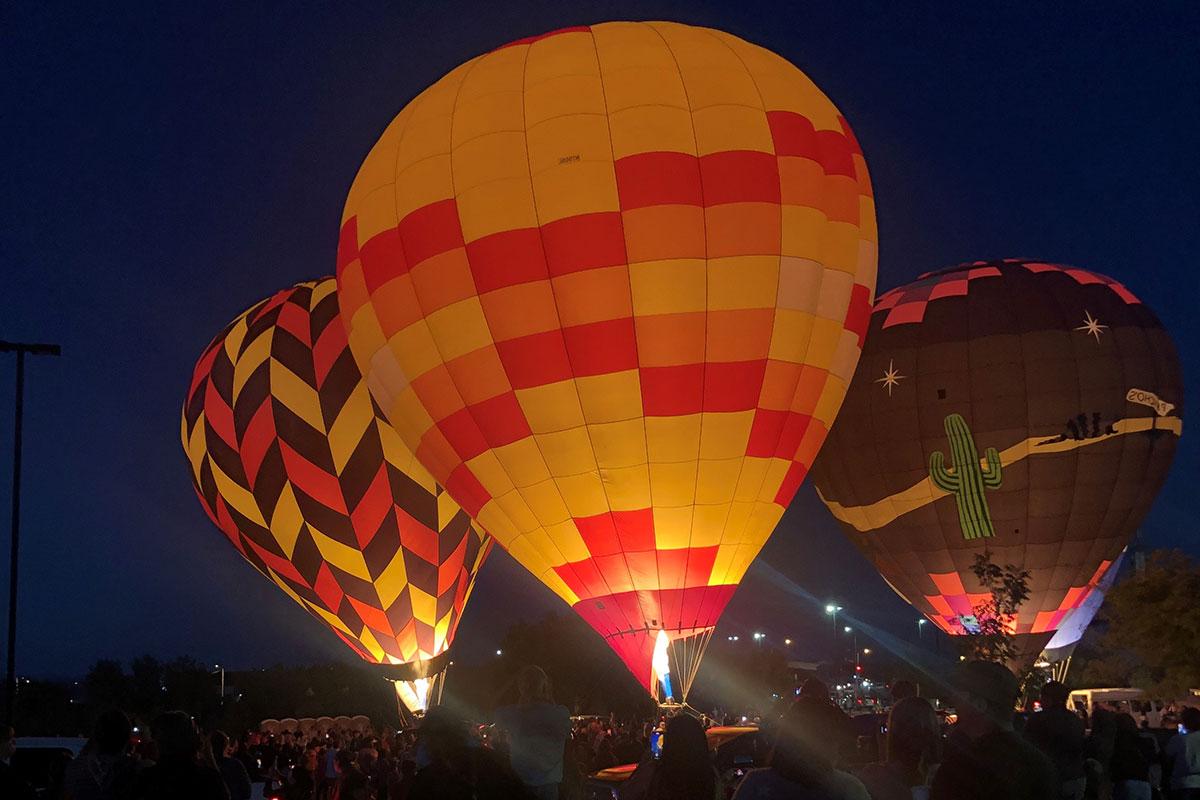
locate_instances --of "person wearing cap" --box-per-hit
[1025,680,1087,799]
[929,660,1057,800]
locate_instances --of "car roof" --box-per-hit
[16,737,88,755]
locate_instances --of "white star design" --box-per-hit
[1075,310,1107,342]
[875,359,905,396]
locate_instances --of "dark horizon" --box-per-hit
[2,2,1197,680]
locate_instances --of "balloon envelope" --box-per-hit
[182,279,490,703]
[810,260,1182,662]
[335,22,877,692]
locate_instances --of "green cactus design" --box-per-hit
[929,414,1003,540]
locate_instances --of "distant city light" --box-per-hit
[784,638,793,646]
[495,649,503,656]
[862,648,871,655]
[843,626,852,633]
[753,632,764,641]
[825,604,843,615]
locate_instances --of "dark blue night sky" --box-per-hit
[2,2,1197,678]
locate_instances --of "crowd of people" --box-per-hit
[3,660,1199,800]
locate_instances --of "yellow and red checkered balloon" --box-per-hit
[336,22,876,692]
[182,280,490,705]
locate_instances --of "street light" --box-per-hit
[825,603,843,656]
[917,618,927,643]
[495,649,503,656]
[784,638,793,646]
[212,664,224,700]
[753,632,765,645]
[862,648,871,655]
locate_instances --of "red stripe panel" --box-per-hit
[772,461,808,506]
[541,212,627,277]
[312,319,348,389]
[398,198,464,267]
[245,535,308,588]
[575,513,623,557]
[238,398,275,490]
[336,217,360,275]
[767,111,855,177]
[466,227,549,293]
[704,361,766,412]
[561,317,639,377]
[814,130,856,178]
[699,151,781,205]
[437,407,490,462]
[656,548,689,591]
[613,508,656,552]
[844,283,872,347]
[360,228,408,293]
[746,408,786,458]
[615,152,704,210]
[349,463,393,548]
[444,465,489,518]
[204,380,238,451]
[187,342,220,401]
[275,300,312,348]
[438,533,468,595]
[640,364,704,416]
[573,584,737,638]
[347,595,394,638]
[470,392,532,449]
[279,440,348,514]
[396,505,439,566]
[495,329,574,389]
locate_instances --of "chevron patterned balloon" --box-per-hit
[181,279,490,710]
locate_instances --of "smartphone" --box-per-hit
[650,730,664,760]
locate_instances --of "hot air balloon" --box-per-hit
[810,259,1182,665]
[1038,550,1125,681]
[181,279,490,717]
[335,22,877,699]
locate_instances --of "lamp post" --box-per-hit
[844,626,858,673]
[917,618,927,643]
[825,604,842,657]
[2,340,61,726]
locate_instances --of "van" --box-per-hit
[1067,688,1169,728]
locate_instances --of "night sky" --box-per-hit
[3,2,1197,679]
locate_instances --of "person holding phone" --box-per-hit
[1166,707,1200,799]
[620,715,719,800]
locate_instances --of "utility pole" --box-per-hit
[1,340,61,726]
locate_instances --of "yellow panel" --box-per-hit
[767,310,817,363]
[387,323,442,382]
[815,267,853,322]
[698,411,754,460]
[304,599,354,636]
[355,184,399,243]
[519,479,573,526]
[308,527,371,582]
[725,544,758,585]
[734,457,771,502]
[535,427,597,477]
[707,255,779,310]
[476,502,520,546]
[409,585,438,626]
[695,458,741,505]
[379,420,436,492]
[328,385,375,472]
[385,390,434,454]
[600,64,689,114]
[780,206,827,261]
[690,503,729,547]
[268,483,303,558]
[395,155,455,220]
[516,380,586,434]
[709,30,841,129]
[537,565,579,605]
[464,448,517,496]
[723,500,755,544]
[648,460,698,507]
[231,325,272,398]
[829,329,861,385]
[488,438,550,489]
[814,376,848,427]
[552,470,610,518]
[452,130,529,192]
[645,414,701,463]
[493,489,540,534]
[525,74,606,126]
[576,370,643,425]
[629,258,706,315]
[457,178,540,243]
[375,549,410,609]
[528,114,614,176]
[209,461,266,527]
[453,89,525,147]
[806,317,844,370]
[424,297,493,363]
[434,610,451,653]
[608,105,696,159]
[708,544,739,586]
[436,490,462,530]
[600,463,652,510]
[270,360,326,434]
[343,103,411,219]
[777,257,824,313]
[653,506,694,549]
[588,418,648,468]
[822,222,860,275]
[531,161,620,224]
[691,105,773,156]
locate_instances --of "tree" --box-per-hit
[963,549,1031,664]
[1076,549,1200,697]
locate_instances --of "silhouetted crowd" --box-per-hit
[4,660,1199,800]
